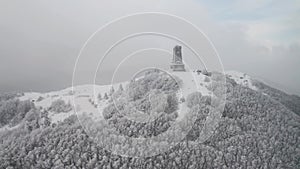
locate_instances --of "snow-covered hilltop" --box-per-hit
[1,69,300,169]
[16,69,300,125]
[17,71,215,124]
[16,44,262,125]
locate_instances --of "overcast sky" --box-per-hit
[0,0,299,95]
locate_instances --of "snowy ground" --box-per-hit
[171,71,212,120]
[172,71,212,97]
[17,71,215,124]
[19,83,127,124]
[226,70,257,91]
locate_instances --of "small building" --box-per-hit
[196,69,202,75]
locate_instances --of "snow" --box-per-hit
[17,71,214,124]
[172,71,212,97]
[19,83,127,123]
[171,71,213,120]
[226,70,257,91]
[0,124,20,132]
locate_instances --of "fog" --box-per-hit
[0,0,299,95]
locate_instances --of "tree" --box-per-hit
[104,93,109,100]
[40,110,51,127]
[0,99,34,127]
[98,93,102,101]
[49,99,72,113]
[186,92,202,108]
[119,84,124,92]
[180,97,185,102]
[109,86,115,96]
[24,109,41,131]
[165,94,178,114]
[150,92,167,113]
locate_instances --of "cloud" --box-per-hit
[0,0,299,95]
[196,0,300,94]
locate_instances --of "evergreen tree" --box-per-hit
[109,86,115,96]
[41,110,51,127]
[119,84,124,92]
[104,93,109,100]
[98,93,102,101]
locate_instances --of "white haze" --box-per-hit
[0,0,299,95]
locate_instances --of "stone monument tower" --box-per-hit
[170,45,185,71]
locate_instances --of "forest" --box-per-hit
[0,72,299,169]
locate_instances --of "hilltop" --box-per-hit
[0,70,299,168]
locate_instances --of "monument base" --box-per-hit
[170,63,185,71]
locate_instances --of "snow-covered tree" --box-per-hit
[119,84,124,92]
[104,93,109,100]
[97,93,102,101]
[109,86,115,96]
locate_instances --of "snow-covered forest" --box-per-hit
[0,71,299,169]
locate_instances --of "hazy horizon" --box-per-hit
[1,0,299,95]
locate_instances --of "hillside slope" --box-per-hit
[15,71,212,124]
[0,71,299,168]
[226,70,300,116]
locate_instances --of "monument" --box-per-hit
[170,45,186,71]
